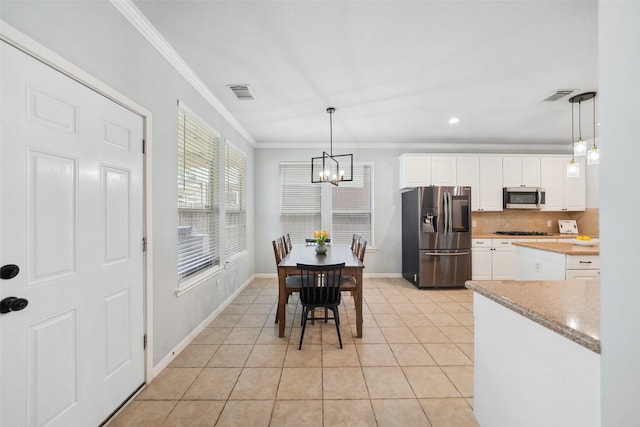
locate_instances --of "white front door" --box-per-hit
[1,42,145,426]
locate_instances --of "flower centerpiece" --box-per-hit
[313,230,329,254]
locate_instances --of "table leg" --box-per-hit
[278,267,286,337]
[355,269,363,338]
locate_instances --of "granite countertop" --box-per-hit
[472,233,598,239]
[512,241,599,255]
[465,280,601,353]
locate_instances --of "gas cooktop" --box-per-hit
[495,231,549,236]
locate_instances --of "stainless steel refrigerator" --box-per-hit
[402,186,472,288]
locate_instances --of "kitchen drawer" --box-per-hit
[566,269,600,280]
[566,255,600,270]
[492,239,515,248]
[472,239,491,248]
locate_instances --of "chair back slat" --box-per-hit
[297,263,345,306]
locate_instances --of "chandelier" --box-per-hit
[311,107,353,186]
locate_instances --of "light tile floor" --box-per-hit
[108,277,479,427]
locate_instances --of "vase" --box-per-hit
[315,243,327,254]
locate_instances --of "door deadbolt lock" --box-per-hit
[1,297,29,314]
[1,264,20,280]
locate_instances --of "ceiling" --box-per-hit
[133,0,598,151]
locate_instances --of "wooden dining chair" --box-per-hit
[272,238,301,323]
[350,234,360,252]
[342,238,367,296]
[296,262,346,350]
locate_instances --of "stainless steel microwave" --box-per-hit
[503,187,545,209]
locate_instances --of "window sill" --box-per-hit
[224,250,249,268]
[175,265,224,297]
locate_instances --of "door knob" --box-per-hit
[1,297,29,314]
[1,264,20,279]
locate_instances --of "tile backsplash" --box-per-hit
[473,208,599,236]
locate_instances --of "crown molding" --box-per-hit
[110,0,256,146]
[256,141,571,154]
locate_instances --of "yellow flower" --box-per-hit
[314,230,329,244]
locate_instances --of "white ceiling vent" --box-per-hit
[540,90,574,102]
[228,84,255,100]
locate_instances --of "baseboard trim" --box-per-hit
[152,274,255,377]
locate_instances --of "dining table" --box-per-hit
[277,244,365,338]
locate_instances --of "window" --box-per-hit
[177,104,220,283]
[224,141,247,260]
[279,163,321,244]
[332,163,373,244]
[279,162,373,246]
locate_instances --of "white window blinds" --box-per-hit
[224,141,247,260]
[332,163,373,245]
[279,163,321,245]
[177,106,220,282]
[279,162,373,247]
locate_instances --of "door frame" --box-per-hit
[0,21,155,385]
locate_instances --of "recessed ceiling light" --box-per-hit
[448,117,460,124]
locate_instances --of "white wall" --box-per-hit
[599,2,640,425]
[0,1,256,367]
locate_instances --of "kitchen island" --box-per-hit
[466,279,600,427]
[513,241,600,281]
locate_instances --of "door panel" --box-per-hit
[1,42,144,426]
[28,150,78,283]
[29,309,79,427]
[103,166,131,263]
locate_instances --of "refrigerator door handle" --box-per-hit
[448,192,453,234]
[442,192,449,235]
[443,192,452,235]
[423,251,470,256]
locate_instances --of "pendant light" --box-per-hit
[567,100,580,178]
[311,107,353,186]
[567,92,597,177]
[573,97,587,157]
[587,93,600,164]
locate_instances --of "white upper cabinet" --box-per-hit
[400,154,583,211]
[457,157,480,210]
[399,154,431,188]
[563,158,586,211]
[540,156,585,211]
[502,157,541,187]
[431,156,457,186]
[478,157,503,211]
[540,157,564,211]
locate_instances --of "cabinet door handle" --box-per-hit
[579,261,593,264]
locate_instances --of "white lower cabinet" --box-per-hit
[473,239,535,280]
[472,240,492,280]
[491,240,517,280]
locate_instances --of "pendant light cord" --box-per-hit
[578,100,583,141]
[593,96,597,149]
[328,107,334,156]
[571,102,575,160]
